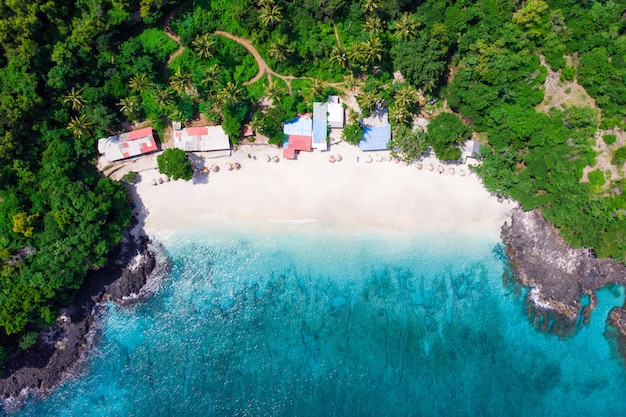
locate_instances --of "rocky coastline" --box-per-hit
[502,208,626,340]
[0,221,160,411]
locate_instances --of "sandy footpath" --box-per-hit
[118,142,514,238]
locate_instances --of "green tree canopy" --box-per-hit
[427,113,471,161]
[157,149,194,181]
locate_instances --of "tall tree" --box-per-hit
[391,12,421,42]
[265,81,284,103]
[67,114,94,139]
[268,37,293,63]
[170,67,194,96]
[129,73,153,94]
[259,4,283,27]
[362,35,383,65]
[62,86,86,111]
[192,33,216,60]
[117,96,140,120]
[218,81,244,105]
[330,45,349,69]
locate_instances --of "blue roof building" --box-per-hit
[359,125,392,151]
[312,102,328,151]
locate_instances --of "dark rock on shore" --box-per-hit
[0,225,158,409]
[501,208,626,338]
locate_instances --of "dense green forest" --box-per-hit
[0,0,625,363]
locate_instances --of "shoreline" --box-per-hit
[122,141,516,240]
[3,139,626,410]
[0,225,163,412]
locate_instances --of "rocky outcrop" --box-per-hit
[501,208,626,337]
[0,225,160,410]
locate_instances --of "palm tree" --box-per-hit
[218,81,244,105]
[192,33,216,60]
[330,44,349,69]
[347,42,364,65]
[265,80,284,103]
[117,95,140,119]
[268,37,293,63]
[422,77,436,94]
[394,84,417,110]
[362,0,380,14]
[362,35,383,65]
[153,86,174,109]
[391,12,421,42]
[170,67,194,95]
[389,105,409,125]
[344,74,362,92]
[170,109,188,123]
[356,89,381,115]
[63,86,86,111]
[129,73,153,93]
[363,16,383,34]
[308,79,325,100]
[201,64,221,89]
[67,114,93,139]
[259,4,283,27]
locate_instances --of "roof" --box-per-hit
[361,107,389,128]
[327,96,344,128]
[312,120,327,148]
[313,102,328,121]
[98,127,157,162]
[283,134,312,159]
[462,140,482,161]
[359,125,392,151]
[283,116,312,137]
[243,125,254,136]
[173,125,230,152]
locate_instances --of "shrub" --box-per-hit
[603,134,617,146]
[18,331,38,350]
[122,171,137,183]
[588,169,606,186]
[157,148,194,181]
[611,146,626,167]
[560,66,576,82]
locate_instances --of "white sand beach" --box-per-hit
[116,141,514,238]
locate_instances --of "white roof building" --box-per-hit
[173,125,231,152]
[327,95,344,128]
[97,127,157,162]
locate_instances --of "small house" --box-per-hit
[358,107,391,151]
[283,115,313,159]
[173,125,231,154]
[98,127,158,162]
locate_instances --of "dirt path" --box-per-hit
[163,10,356,103]
[162,0,191,79]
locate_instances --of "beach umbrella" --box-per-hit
[273,155,280,163]
[234,162,241,170]
[416,163,423,170]
[328,155,336,163]
[428,164,434,171]
[449,167,455,175]
[264,155,271,162]
[376,154,383,162]
[227,163,234,171]
[385,155,392,162]
[459,168,466,177]
[365,155,373,163]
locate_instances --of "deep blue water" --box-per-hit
[9,227,626,416]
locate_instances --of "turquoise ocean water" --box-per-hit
[9,225,626,416]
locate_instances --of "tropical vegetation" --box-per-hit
[1,0,625,366]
